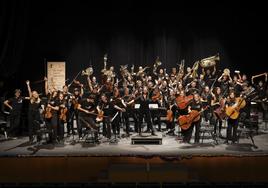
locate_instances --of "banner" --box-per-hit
[47,61,66,91]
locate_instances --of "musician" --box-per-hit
[25,80,43,144]
[135,86,156,136]
[45,90,59,144]
[97,93,112,139]
[200,86,212,122]
[77,94,99,142]
[218,72,232,97]
[110,88,126,138]
[211,87,224,136]
[254,80,267,119]
[150,87,162,131]
[186,80,199,95]
[182,93,202,143]
[122,87,137,135]
[68,87,82,136]
[183,67,194,86]
[58,92,67,142]
[230,75,243,96]
[203,66,216,87]
[166,89,177,135]
[4,89,24,138]
[198,74,206,92]
[225,91,239,144]
[62,85,72,137]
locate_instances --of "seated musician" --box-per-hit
[181,93,202,144]
[225,91,239,144]
[77,93,99,142]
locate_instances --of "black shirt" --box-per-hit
[79,98,95,116]
[8,97,24,113]
[190,101,202,112]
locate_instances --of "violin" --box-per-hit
[44,106,52,119]
[59,107,68,122]
[96,110,104,122]
[151,91,161,102]
[214,98,227,120]
[176,95,193,109]
[166,104,174,122]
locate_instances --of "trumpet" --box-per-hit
[200,53,220,68]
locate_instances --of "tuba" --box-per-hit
[199,53,220,68]
[82,66,93,76]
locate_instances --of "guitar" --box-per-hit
[225,88,255,119]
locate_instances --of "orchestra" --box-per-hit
[2,54,268,146]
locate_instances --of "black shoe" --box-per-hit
[145,129,151,133]
[224,140,229,144]
[151,132,156,136]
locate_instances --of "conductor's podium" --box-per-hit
[131,132,163,145]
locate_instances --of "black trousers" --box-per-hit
[78,115,98,140]
[151,110,161,130]
[111,112,121,136]
[45,114,58,143]
[58,119,65,141]
[226,118,238,142]
[182,120,201,143]
[138,110,154,134]
[68,109,79,134]
[102,116,112,139]
[28,110,41,142]
[213,115,223,135]
[8,111,21,137]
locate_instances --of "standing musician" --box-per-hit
[121,87,137,135]
[225,91,239,144]
[211,87,225,137]
[150,87,162,131]
[45,90,59,144]
[166,89,177,136]
[25,80,43,144]
[4,89,24,138]
[110,88,126,138]
[218,70,232,97]
[62,85,72,137]
[200,85,212,123]
[135,86,156,136]
[69,87,83,136]
[58,92,68,142]
[181,93,202,144]
[77,93,99,142]
[97,93,112,139]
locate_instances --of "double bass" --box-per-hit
[178,106,208,130]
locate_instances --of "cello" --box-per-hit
[176,95,193,110]
[178,106,208,130]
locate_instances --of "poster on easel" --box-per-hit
[46,61,66,91]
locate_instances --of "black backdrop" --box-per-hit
[0,0,267,95]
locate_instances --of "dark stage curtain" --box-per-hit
[0,0,29,94]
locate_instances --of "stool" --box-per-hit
[200,122,218,145]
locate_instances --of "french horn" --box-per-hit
[199,53,220,68]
